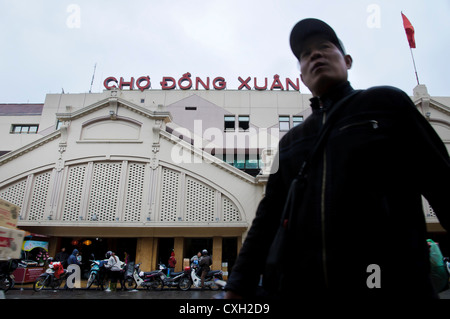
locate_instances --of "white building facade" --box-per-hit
[0,81,448,272]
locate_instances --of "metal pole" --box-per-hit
[89,63,97,93]
[409,48,420,85]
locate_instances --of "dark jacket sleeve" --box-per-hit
[398,91,450,230]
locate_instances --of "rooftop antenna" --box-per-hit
[89,63,97,93]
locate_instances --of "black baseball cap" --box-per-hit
[290,18,346,60]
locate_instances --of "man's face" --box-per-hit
[299,36,352,97]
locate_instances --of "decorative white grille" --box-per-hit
[123,163,146,222]
[0,179,27,216]
[159,168,179,221]
[28,171,52,221]
[185,178,215,222]
[87,162,122,221]
[0,162,245,225]
[222,196,241,222]
[62,164,87,221]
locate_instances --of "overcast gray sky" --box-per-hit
[1,0,449,103]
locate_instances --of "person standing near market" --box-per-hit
[54,247,69,268]
[191,251,201,268]
[67,249,81,266]
[105,251,123,291]
[168,251,177,274]
[199,249,212,289]
[225,18,450,300]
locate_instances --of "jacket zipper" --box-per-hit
[319,116,379,288]
[319,101,329,288]
[339,120,379,131]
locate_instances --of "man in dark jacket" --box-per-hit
[199,249,212,288]
[54,247,69,268]
[225,18,450,300]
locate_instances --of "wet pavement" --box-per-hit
[2,278,450,300]
[4,286,450,300]
[1,277,224,299]
[3,287,221,299]
[2,287,232,318]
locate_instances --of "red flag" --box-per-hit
[401,12,416,48]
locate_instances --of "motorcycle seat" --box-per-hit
[207,270,222,276]
[143,270,160,276]
[169,271,183,277]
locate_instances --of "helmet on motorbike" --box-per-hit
[202,249,208,256]
[105,251,113,259]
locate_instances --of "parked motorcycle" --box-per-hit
[178,266,223,291]
[33,260,67,291]
[0,259,19,292]
[123,263,165,290]
[87,257,108,290]
[159,264,191,290]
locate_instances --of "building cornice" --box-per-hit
[56,94,172,123]
[160,129,258,184]
[0,130,61,166]
[429,99,450,116]
[16,221,249,237]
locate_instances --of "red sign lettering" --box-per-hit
[104,73,299,92]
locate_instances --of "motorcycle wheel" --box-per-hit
[87,272,96,289]
[0,275,14,292]
[123,278,137,290]
[209,280,220,291]
[33,277,47,292]
[149,277,163,290]
[178,276,191,291]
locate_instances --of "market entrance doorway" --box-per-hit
[183,238,213,260]
[157,238,174,267]
[60,237,137,278]
[222,237,238,273]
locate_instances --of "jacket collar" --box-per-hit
[310,81,354,111]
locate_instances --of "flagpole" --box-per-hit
[409,48,420,85]
[402,12,420,85]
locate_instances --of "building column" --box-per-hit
[174,237,184,272]
[237,235,242,255]
[135,237,158,272]
[212,236,222,270]
[48,236,59,259]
